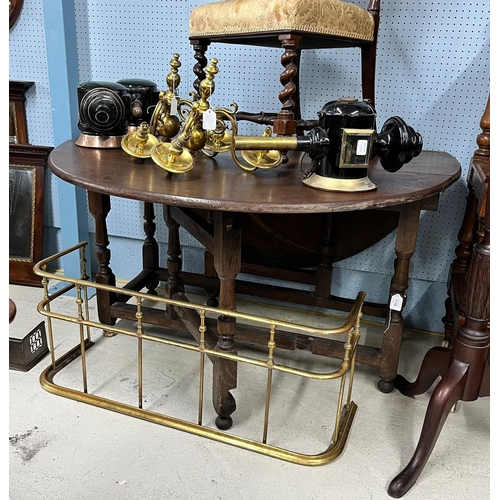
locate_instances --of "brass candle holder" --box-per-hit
[121,54,422,193]
[122,55,329,173]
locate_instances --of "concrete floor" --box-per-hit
[9,283,489,500]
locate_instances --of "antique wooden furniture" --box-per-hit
[9,80,53,286]
[189,0,380,136]
[442,96,491,347]
[10,80,33,145]
[48,141,460,428]
[387,96,490,498]
[187,1,387,339]
[9,144,53,286]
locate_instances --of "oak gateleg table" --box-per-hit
[48,141,460,429]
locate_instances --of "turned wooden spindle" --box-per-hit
[472,95,490,161]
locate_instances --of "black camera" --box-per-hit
[75,81,131,148]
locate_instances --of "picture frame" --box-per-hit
[9,144,53,286]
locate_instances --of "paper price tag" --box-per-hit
[170,97,178,116]
[202,108,217,130]
[356,139,368,155]
[389,294,403,311]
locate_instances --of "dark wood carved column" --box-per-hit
[442,157,483,344]
[388,94,490,498]
[273,34,302,140]
[211,210,241,430]
[190,39,209,99]
[143,202,159,295]
[163,205,184,319]
[442,95,490,344]
[378,201,421,393]
[87,191,116,326]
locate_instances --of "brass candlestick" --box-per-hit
[121,121,159,159]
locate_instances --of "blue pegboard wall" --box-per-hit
[9,0,490,332]
[8,0,59,236]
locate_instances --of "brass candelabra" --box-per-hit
[121,54,422,194]
[122,55,329,173]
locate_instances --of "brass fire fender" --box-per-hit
[34,242,366,466]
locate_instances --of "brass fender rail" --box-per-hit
[34,242,365,466]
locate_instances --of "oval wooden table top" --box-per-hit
[49,139,461,214]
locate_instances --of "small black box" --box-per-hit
[9,321,49,372]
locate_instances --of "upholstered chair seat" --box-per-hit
[190,0,375,42]
[188,0,381,136]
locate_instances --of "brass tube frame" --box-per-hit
[233,135,298,151]
[34,242,365,466]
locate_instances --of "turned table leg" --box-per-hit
[211,211,241,430]
[378,201,421,393]
[163,205,184,319]
[87,191,116,327]
[143,202,159,295]
[204,249,220,307]
[203,209,219,306]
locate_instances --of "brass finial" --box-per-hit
[198,58,219,112]
[166,53,181,98]
[147,54,182,140]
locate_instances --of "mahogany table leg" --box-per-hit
[378,201,421,393]
[211,211,240,430]
[387,360,468,498]
[87,191,116,326]
[142,202,159,295]
[389,189,489,497]
[393,346,451,397]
